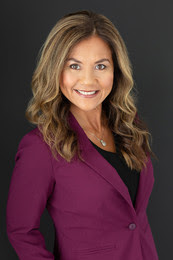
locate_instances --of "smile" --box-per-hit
[76,89,97,94]
[74,89,99,98]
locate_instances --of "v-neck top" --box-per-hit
[89,132,140,208]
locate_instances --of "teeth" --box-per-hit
[76,90,97,95]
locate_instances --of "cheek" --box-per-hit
[102,74,114,90]
[60,71,76,89]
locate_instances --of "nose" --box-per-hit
[79,68,97,86]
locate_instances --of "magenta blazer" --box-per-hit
[6,111,159,260]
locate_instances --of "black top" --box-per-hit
[89,132,140,208]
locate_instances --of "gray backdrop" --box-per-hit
[1,0,173,259]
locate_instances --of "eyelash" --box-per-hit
[69,64,107,70]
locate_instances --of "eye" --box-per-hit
[96,64,107,70]
[69,64,80,70]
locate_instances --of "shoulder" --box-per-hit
[15,127,52,163]
[17,127,45,148]
[15,126,65,167]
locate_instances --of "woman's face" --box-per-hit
[59,35,114,113]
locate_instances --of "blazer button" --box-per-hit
[128,223,136,230]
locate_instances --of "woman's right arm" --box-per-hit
[6,131,55,260]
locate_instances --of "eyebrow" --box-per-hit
[66,58,111,64]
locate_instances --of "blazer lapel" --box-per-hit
[68,111,154,215]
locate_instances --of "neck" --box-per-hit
[70,105,107,134]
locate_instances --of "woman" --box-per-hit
[6,10,159,260]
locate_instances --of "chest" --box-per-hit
[84,128,117,153]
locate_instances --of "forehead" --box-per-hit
[68,36,112,58]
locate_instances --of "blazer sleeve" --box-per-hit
[6,131,55,260]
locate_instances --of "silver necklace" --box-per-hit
[83,126,107,147]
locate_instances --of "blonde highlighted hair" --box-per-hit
[25,10,157,172]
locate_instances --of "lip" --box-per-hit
[74,89,99,98]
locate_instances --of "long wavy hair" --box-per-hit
[25,9,157,172]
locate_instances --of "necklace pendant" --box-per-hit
[100,139,107,146]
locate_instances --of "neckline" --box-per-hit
[68,111,119,154]
[89,132,119,154]
[89,140,117,154]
